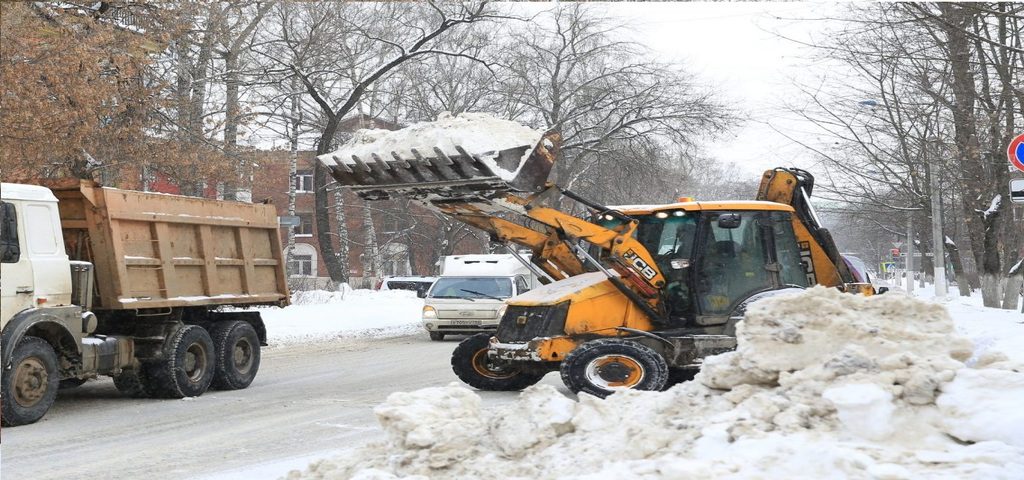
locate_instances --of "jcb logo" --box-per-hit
[623,249,657,280]
[799,241,817,285]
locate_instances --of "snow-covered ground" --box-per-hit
[258,287,425,345]
[283,286,1024,480]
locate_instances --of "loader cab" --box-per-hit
[596,204,808,327]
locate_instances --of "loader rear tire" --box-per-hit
[1,337,60,427]
[451,333,544,391]
[146,325,215,399]
[560,338,668,398]
[210,321,261,390]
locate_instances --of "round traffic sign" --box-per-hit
[1010,132,1024,173]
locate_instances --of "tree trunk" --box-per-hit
[333,190,350,284]
[284,87,299,277]
[361,200,381,284]
[222,51,250,202]
[937,4,1000,307]
[946,238,972,297]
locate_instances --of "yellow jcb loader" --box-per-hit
[320,118,875,397]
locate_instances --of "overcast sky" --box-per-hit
[592,1,851,176]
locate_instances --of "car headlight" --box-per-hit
[422,305,437,319]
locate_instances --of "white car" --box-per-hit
[376,276,437,298]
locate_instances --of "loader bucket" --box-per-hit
[317,114,557,201]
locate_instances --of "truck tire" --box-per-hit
[113,368,158,398]
[1,336,60,427]
[59,378,88,390]
[451,333,544,391]
[560,338,668,398]
[209,321,261,390]
[146,325,215,398]
[429,331,445,341]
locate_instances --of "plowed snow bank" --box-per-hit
[289,287,1024,479]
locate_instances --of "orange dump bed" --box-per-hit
[50,180,289,310]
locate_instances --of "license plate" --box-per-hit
[450,320,480,325]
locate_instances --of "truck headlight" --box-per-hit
[422,305,437,319]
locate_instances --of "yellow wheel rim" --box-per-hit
[470,348,516,379]
[585,355,644,389]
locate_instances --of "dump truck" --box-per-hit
[319,112,873,397]
[1,180,289,426]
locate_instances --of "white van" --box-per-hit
[422,254,537,341]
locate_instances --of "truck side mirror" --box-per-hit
[717,213,742,229]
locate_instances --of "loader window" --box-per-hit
[697,212,773,315]
[772,212,809,287]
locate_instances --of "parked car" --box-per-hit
[421,255,539,341]
[376,276,437,298]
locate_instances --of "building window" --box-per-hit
[295,170,313,193]
[291,254,313,276]
[286,243,317,277]
[296,213,313,237]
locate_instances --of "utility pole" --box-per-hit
[928,150,947,298]
[906,214,914,294]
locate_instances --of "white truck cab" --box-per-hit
[422,254,537,341]
[0,184,73,325]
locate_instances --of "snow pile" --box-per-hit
[317,112,545,181]
[260,288,424,344]
[288,287,1024,479]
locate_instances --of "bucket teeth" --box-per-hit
[323,133,558,202]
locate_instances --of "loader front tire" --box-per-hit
[560,338,668,398]
[451,333,544,391]
[1,336,60,427]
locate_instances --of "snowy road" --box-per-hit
[2,334,562,480]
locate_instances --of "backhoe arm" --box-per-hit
[756,168,863,291]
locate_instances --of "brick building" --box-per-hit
[249,149,487,288]
[80,114,487,288]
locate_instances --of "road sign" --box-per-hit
[1010,132,1024,173]
[1012,179,1024,204]
[892,241,904,249]
[278,215,301,227]
[881,262,897,273]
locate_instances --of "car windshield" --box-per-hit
[428,277,513,299]
[385,280,434,298]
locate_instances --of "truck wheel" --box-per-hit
[209,321,261,390]
[59,378,88,390]
[560,338,668,398]
[1,336,60,427]
[113,368,157,398]
[451,333,544,391]
[147,325,215,398]
[429,331,445,341]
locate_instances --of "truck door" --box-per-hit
[1,201,35,326]
[21,202,72,307]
